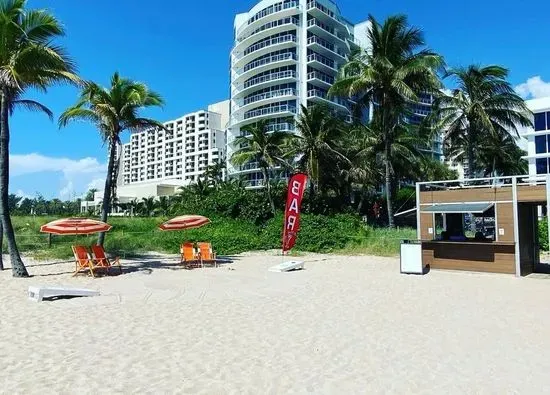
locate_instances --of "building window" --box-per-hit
[534,112,547,131]
[536,158,548,175]
[536,135,547,154]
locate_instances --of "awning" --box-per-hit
[394,207,417,217]
[421,203,494,214]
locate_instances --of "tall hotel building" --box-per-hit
[228,0,370,186]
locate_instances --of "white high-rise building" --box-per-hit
[119,100,229,188]
[81,101,229,213]
[228,0,369,187]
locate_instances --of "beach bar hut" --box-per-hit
[412,175,550,276]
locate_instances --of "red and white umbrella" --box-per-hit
[40,218,112,235]
[159,215,211,231]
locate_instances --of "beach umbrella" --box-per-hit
[40,218,112,235]
[158,215,211,231]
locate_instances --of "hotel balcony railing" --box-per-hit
[308,89,351,109]
[239,161,260,171]
[307,35,347,58]
[244,104,297,120]
[237,1,299,37]
[240,34,297,59]
[241,52,297,74]
[307,18,348,43]
[307,52,336,70]
[242,88,297,107]
[306,1,349,27]
[266,122,296,132]
[307,70,334,85]
[243,70,297,90]
[237,17,300,44]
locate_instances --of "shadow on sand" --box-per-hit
[30,254,237,278]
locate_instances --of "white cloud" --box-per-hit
[10,153,107,200]
[86,178,105,191]
[514,76,550,99]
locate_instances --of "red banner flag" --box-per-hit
[282,173,308,253]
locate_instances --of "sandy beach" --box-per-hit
[1,252,550,394]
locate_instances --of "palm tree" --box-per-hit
[59,72,164,245]
[330,14,443,227]
[432,65,532,178]
[139,197,156,217]
[290,105,349,197]
[156,196,170,216]
[203,160,226,188]
[0,0,79,276]
[231,120,293,213]
[446,129,528,177]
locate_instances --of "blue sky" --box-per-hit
[10,0,550,199]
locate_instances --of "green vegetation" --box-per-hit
[431,65,532,177]
[11,215,414,260]
[539,217,549,251]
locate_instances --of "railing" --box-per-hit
[238,1,299,37]
[306,1,349,26]
[241,52,297,74]
[243,88,297,106]
[266,122,296,132]
[243,70,297,90]
[307,52,336,69]
[307,70,334,85]
[308,89,351,109]
[244,104,297,120]
[237,17,300,44]
[307,18,348,42]
[242,34,297,58]
[307,35,347,57]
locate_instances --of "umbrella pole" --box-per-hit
[48,233,52,248]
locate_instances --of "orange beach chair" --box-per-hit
[180,242,200,269]
[71,245,105,277]
[197,242,218,267]
[91,245,122,275]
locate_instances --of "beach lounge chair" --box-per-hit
[91,245,122,275]
[71,245,105,277]
[197,242,218,267]
[180,242,200,269]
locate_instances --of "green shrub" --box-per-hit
[539,217,548,252]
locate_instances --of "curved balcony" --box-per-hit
[307,52,338,75]
[233,52,298,84]
[307,70,334,90]
[236,1,300,39]
[235,88,298,114]
[307,35,347,61]
[234,17,300,54]
[233,34,298,68]
[233,70,298,98]
[307,89,350,112]
[232,103,297,127]
[306,1,352,33]
[307,17,350,48]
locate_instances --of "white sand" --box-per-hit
[1,252,550,394]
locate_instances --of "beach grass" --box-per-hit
[10,215,415,260]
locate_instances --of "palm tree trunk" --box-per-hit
[262,167,275,214]
[0,90,28,277]
[467,140,475,179]
[97,140,117,246]
[385,138,395,228]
